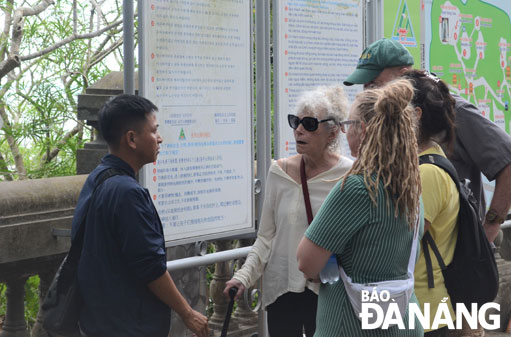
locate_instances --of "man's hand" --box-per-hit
[484,222,501,243]
[147,272,209,336]
[485,164,511,242]
[183,308,209,337]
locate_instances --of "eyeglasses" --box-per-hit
[288,114,334,132]
[339,120,360,133]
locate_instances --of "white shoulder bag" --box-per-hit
[339,220,419,324]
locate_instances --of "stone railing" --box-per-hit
[0,176,259,337]
[4,174,511,335]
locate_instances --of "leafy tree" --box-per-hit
[0,0,125,181]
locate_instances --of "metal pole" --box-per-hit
[256,2,271,336]
[256,0,272,221]
[166,246,252,272]
[264,1,272,176]
[123,0,135,94]
[138,0,145,97]
[365,0,383,46]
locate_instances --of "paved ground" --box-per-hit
[486,331,510,336]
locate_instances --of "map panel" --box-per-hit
[425,0,511,134]
[384,0,422,67]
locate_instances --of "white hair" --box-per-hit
[295,84,349,151]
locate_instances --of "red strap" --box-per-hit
[300,156,313,225]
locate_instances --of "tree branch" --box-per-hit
[40,122,81,164]
[1,0,14,62]
[14,0,55,17]
[90,0,109,26]
[20,19,122,61]
[0,150,13,181]
[0,57,42,97]
[90,37,123,68]
[73,0,77,35]
[0,103,26,179]
[0,56,20,79]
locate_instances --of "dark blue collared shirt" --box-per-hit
[73,154,170,337]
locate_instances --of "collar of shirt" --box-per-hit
[101,154,136,179]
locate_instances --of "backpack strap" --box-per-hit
[69,168,125,261]
[419,154,458,289]
[419,154,461,191]
[422,231,447,288]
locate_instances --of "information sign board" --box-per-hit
[274,1,364,159]
[140,0,254,245]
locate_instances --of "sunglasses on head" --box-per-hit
[288,114,334,132]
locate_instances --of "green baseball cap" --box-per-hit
[344,38,414,86]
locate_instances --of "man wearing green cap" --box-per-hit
[344,38,511,244]
[344,38,414,88]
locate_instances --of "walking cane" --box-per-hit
[220,286,238,337]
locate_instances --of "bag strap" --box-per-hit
[419,154,456,289]
[421,231,447,288]
[419,154,461,191]
[406,215,420,278]
[68,168,125,261]
[300,156,313,225]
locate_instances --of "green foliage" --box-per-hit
[0,276,40,332]
[0,0,123,180]
[0,282,5,324]
[24,276,40,330]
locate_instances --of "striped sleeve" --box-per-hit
[305,175,370,254]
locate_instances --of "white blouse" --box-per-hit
[233,156,353,308]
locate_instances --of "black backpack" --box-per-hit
[419,154,499,307]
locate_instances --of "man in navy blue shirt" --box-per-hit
[72,94,208,337]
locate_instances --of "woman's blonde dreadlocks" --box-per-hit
[344,79,421,227]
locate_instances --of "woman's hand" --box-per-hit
[223,278,246,300]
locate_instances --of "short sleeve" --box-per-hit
[454,96,511,180]
[420,164,450,224]
[305,175,370,254]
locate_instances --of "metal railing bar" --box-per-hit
[166,246,252,272]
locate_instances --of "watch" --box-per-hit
[485,209,505,224]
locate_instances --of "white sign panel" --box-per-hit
[140,0,253,245]
[274,0,364,158]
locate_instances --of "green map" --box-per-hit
[383,0,511,134]
[384,0,422,67]
[427,0,511,133]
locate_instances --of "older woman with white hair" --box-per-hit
[224,85,353,337]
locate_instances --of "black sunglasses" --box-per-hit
[288,114,334,132]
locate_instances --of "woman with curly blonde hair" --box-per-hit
[297,79,424,336]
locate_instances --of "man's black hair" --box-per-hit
[98,94,158,149]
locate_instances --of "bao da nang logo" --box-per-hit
[359,289,500,330]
